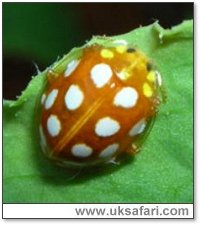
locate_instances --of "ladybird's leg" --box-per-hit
[159,86,167,104]
[124,144,139,156]
[47,69,60,84]
[107,157,120,165]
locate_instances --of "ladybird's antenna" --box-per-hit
[32,61,41,74]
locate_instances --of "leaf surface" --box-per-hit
[3,20,193,203]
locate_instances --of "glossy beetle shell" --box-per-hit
[39,41,162,167]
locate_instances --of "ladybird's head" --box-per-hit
[83,42,159,88]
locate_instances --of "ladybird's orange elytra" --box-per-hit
[38,41,163,168]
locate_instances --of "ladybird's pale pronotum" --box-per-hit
[39,40,162,167]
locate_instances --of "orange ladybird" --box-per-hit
[39,40,162,167]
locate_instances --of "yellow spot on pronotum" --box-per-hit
[116,46,127,54]
[100,49,114,59]
[147,71,156,82]
[143,83,153,97]
[139,62,146,71]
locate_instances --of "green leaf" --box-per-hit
[3,20,193,203]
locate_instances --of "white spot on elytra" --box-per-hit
[90,63,113,88]
[45,89,58,110]
[114,87,138,108]
[99,143,119,158]
[39,125,47,147]
[129,119,146,137]
[41,93,46,105]
[110,83,115,88]
[65,85,84,110]
[116,71,126,80]
[113,39,128,46]
[71,143,93,158]
[64,60,80,77]
[95,117,120,137]
[47,115,61,137]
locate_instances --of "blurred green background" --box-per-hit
[3,2,193,99]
